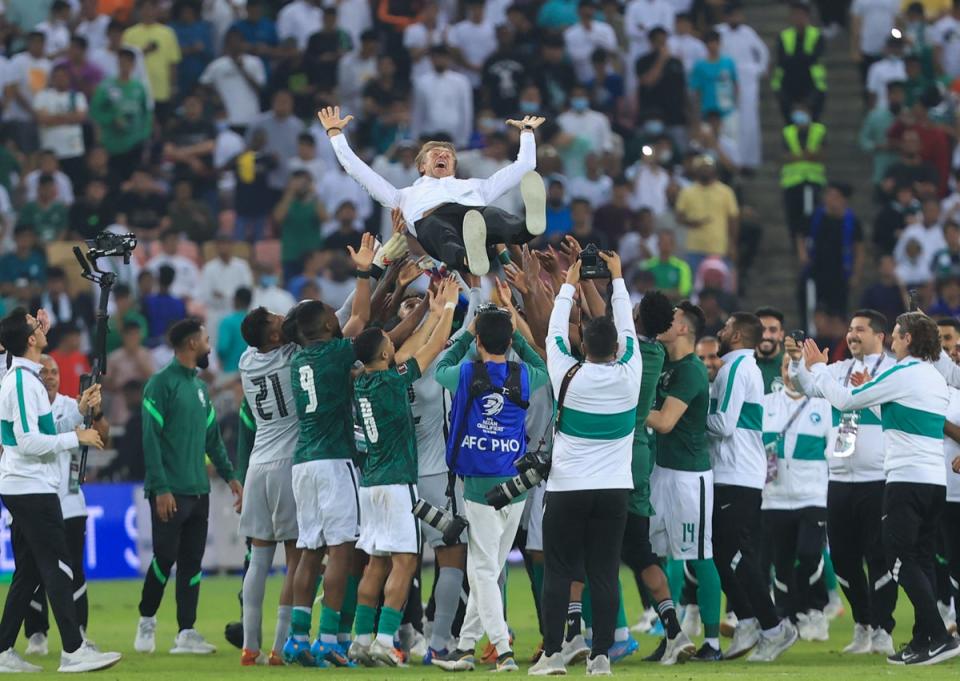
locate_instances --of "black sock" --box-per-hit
[565,601,582,641]
[656,598,681,639]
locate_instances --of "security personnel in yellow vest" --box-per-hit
[772,1,827,122]
[781,101,826,239]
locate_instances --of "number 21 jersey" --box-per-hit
[290,339,357,464]
[239,343,300,466]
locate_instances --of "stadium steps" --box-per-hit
[739,0,876,326]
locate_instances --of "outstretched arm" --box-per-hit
[478,116,544,204]
[319,106,402,209]
[412,278,460,373]
[342,233,378,338]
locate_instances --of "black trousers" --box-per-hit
[0,494,83,653]
[713,485,779,630]
[414,203,533,269]
[621,513,660,574]
[941,502,960,611]
[883,482,948,645]
[827,480,897,632]
[138,494,209,631]
[542,489,627,657]
[24,515,88,636]
[764,507,828,619]
[782,183,822,239]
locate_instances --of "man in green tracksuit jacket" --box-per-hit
[135,318,243,656]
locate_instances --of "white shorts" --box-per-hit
[418,472,466,548]
[291,458,360,550]
[238,458,298,542]
[357,484,420,556]
[524,483,546,552]
[649,465,714,561]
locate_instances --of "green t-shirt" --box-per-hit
[630,339,665,517]
[18,201,68,243]
[654,352,710,472]
[281,199,323,263]
[756,350,785,394]
[290,338,356,464]
[89,77,153,155]
[642,257,692,297]
[354,358,422,487]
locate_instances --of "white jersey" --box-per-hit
[791,352,894,482]
[707,349,766,489]
[945,388,960,503]
[52,393,87,519]
[412,355,449,476]
[761,390,831,511]
[239,344,299,466]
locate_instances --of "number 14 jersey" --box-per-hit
[239,343,300,466]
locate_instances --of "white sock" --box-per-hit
[338,632,352,643]
[356,634,373,646]
[241,545,275,651]
[705,637,719,649]
[740,617,757,628]
[273,605,292,655]
[614,627,628,642]
[376,632,394,647]
[584,627,593,641]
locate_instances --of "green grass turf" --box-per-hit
[4,568,957,679]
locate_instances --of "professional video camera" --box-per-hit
[411,498,469,545]
[579,243,610,279]
[484,448,552,510]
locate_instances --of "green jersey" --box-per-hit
[756,350,785,394]
[290,339,356,464]
[654,352,710,472]
[354,358,421,487]
[629,339,666,517]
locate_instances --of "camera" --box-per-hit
[85,231,137,262]
[484,449,551,510]
[579,244,610,279]
[411,499,468,545]
[789,329,806,344]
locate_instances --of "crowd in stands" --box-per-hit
[3,0,960,475]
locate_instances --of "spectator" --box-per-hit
[361,55,410,132]
[859,80,907,190]
[932,0,960,80]
[780,100,826,240]
[170,0,214,97]
[895,197,947,268]
[122,0,182,123]
[627,141,672,215]
[116,167,169,239]
[537,0,580,29]
[247,90,305,200]
[68,179,115,240]
[55,35,105,100]
[216,287,252,374]
[539,120,592,178]
[624,0,675,64]
[689,30,738,137]
[250,262,296,314]
[23,150,75,206]
[199,234,253,342]
[304,6,352,91]
[273,170,326,282]
[930,275,960,316]
[90,20,149,88]
[851,0,902,88]
[2,32,52,154]
[887,88,952,197]
[232,128,278,242]
[534,34,578,114]
[695,110,741,181]
[567,153,613,208]
[90,48,153,185]
[859,253,909,323]
[594,177,637,244]
[105,283,148,353]
[447,0,497,89]
[894,231,934,286]
[104,319,155,425]
[18,174,68,243]
[322,201,364,253]
[199,27,266,129]
[339,30,381,116]
[277,0,324,50]
[142,264,187,343]
[584,48,625,117]
[0,226,46,298]
[568,198,607,249]
[667,12,707,74]
[34,64,89,185]
[169,181,217,245]
[563,0,618,84]
[882,128,940,201]
[163,94,218,201]
[412,46,473,147]
[32,266,94,333]
[76,0,111,52]
[230,1,281,70]
[635,28,687,148]
[618,205,657,265]
[404,0,447,80]
[641,230,692,299]
[557,85,614,157]
[48,322,92,398]
[932,220,960,279]
[36,0,72,59]
[317,252,356,308]
[544,178,573,237]
[147,229,201,301]
[482,26,528,117]
[874,183,921,255]
[797,182,864,318]
[771,1,826,121]
[675,155,739,273]
[866,36,907,108]
[286,249,324,300]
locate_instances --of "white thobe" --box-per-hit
[717,22,769,169]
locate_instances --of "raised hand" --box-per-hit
[801,338,829,370]
[441,275,461,305]
[390,207,407,235]
[36,308,51,334]
[558,235,582,264]
[784,335,802,360]
[598,250,622,279]
[535,247,559,274]
[317,105,354,133]
[566,259,582,286]
[506,116,546,131]
[347,232,378,271]
[398,259,421,288]
[503,263,528,295]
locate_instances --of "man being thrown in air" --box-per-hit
[318,105,547,276]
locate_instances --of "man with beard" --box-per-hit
[696,337,723,382]
[787,309,897,655]
[754,307,785,393]
[135,318,243,655]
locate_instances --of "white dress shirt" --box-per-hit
[624,0,675,57]
[147,253,201,300]
[403,21,448,80]
[76,14,111,51]
[199,55,266,126]
[866,57,907,108]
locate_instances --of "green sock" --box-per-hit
[666,559,685,604]
[376,606,403,644]
[339,575,359,638]
[582,583,593,629]
[616,579,628,629]
[319,606,339,643]
[354,604,376,637]
[291,606,312,638]
[531,562,544,604]
[822,550,838,591]
[690,559,722,639]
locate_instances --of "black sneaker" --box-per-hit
[888,642,921,665]
[690,643,723,662]
[643,639,666,662]
[224,621,243,649]
[907,636,960,666]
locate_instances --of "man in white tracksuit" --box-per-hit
[789,309,897,655]
[802,312,960,666]
[761,354,831,642]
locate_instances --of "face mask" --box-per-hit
[520,101,539,114]
[791,110,811,126]
[643,119,664,135]
[570,97,589,112]
[260,274,277,288]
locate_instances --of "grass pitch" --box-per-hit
[3,569,956,679]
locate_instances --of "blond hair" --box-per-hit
[415,141,458,174]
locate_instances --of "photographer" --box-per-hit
[534,252,641,676]
[430,283,549,673]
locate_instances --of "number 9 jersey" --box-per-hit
[239,343,300,466]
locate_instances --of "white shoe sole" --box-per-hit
[520,172,546,236]
[660,642,696,666]
[561,647,589,666]
[911,644,960,666]
[170,646,216,654]
[462,210,489,276]
[724,639,758,660]
[58,653,121,673]
[432,659,475,672]
[842,644,872,654]
[528,668,567,676]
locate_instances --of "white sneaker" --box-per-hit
[871,628,895,656]
[170,629,216,654]
[560,635,589,665]
[630,608,658,635]
[369,639,405,667]
[586,654,611,676]
[520,171,547,236]
[660,631,695,665]
[747,621,799,663]
[58,642,121,673]
[0,648,42,672]
[800,610,829,642]
[725,619,760,659]
[824,590,845,620]
[680,605,702,638]
[720,611,738,638]
[528,652,566,676]
[461,210,489,276]
[134,616,156,653]
[842,624,873,654]
[939,601,957,633]
[24,633,47,657]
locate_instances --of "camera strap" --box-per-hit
[554,362,582,432]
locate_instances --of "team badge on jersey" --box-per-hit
[810,412,822,424]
